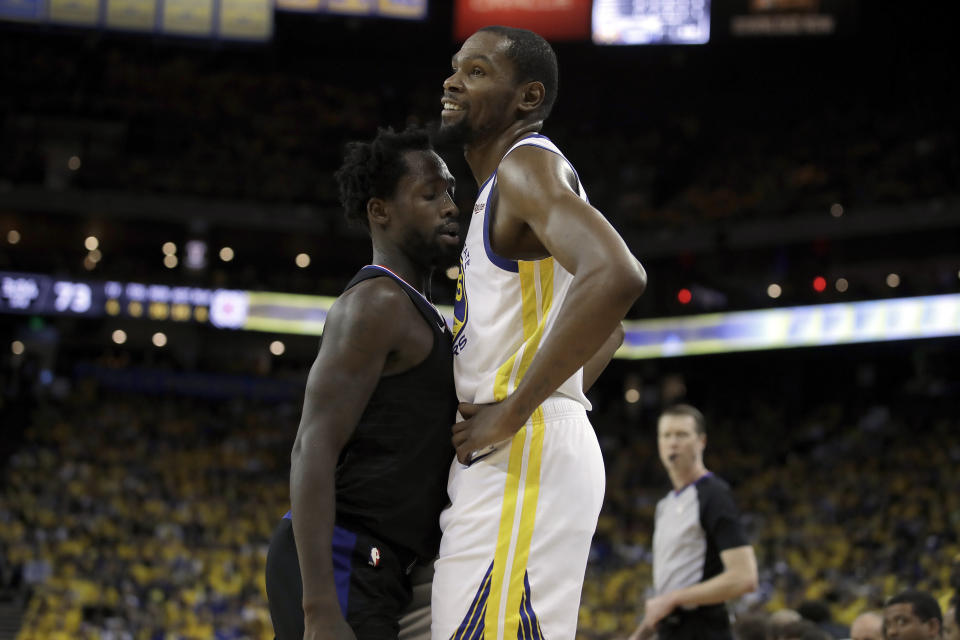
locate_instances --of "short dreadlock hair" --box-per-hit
[334,126,433,231]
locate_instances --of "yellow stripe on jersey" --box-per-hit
[485,259,553,638]
[492,353,517,403]
[519,261,540,342]
[485,427,527,638]
[502,407,545,639]
[492,260,543,402]
[516,259,554,383]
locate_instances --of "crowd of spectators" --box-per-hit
[0,382,294,639]
[1,343,958,638]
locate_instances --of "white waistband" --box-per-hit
[537,396,588,422]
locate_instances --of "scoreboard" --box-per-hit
[0,271,219,325]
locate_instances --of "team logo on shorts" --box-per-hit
[369,547,380,567]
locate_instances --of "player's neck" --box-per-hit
[669,463,708,492]
[371,247,430,296]
[464,121,543,186]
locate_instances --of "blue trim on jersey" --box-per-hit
[360,264,446,330]
[521,134,589,205]
[282,510,291,520]
[673,471,714,496]
[482,176,520,273]
[331,525,357,617]
[479,134,586,274]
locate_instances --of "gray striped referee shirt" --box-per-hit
[653,472,749,598]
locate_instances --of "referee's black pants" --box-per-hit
[657,606,735,640]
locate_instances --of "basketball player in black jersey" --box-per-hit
[265,127,460,640]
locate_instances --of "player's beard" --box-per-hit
[404,226,460,270]
[433,116,474,147]
[433,93,515,147]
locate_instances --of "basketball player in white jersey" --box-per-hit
[431,26,647,640]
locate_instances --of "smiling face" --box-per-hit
[439,31,523,146]
[383,150,460,266]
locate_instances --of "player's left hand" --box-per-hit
[638,593,676,635]
[452,401,522,464]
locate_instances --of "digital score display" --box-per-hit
[0,271,215,324]
[592,0,711,45]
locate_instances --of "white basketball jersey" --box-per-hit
[452,134,592,410]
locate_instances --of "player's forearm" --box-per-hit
[290,432,343,618]
[667,567,758,609]
[505,264,644,426]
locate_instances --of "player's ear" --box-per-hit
[517,80,545,115]
[367,197,390,228]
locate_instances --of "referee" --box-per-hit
[629,404,758,640]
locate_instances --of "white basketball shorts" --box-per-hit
[431,397,605,640]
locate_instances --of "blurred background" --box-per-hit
[0,1,958,638]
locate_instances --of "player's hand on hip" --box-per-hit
[452,402,519,464]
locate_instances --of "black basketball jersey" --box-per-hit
[333,265,457,563]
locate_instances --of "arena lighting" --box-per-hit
[295,253,310,268]
[886,273,901,288]
[4,271,960,359]
[813,277,827,292]
[767,284,782,299]
[269,340,285,356]
[67,155,81,171]
[835,278,849,292]
[219,247,235,262]
[624,388,641,403]
[446,266,459,280]
[677,288,692,304]
[184,240,207,271]
[830,203,844,217]
[152,332,167,347]
[11,340,24,355]
[162,242,177,256]
[7,230,20,244]
[112,329,127,345]
[88,250,102,263]
[163,255,178,269]
[83,256,97,271]
[84,236,99,251]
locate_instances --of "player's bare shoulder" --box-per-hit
[323,277,416,350]
[326,275,434,374]
[497,143,578,202]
